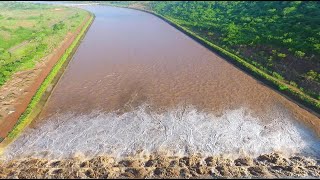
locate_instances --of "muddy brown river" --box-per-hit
[2,5,320,160]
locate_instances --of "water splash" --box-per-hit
[2,105,320,161]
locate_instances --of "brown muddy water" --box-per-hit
[1,5,320,161]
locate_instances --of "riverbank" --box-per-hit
[0,4,319,179]
[0,152,319,178]
[0,11,94,147]
[105,4,320,118]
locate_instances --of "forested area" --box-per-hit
[101,1,320,101]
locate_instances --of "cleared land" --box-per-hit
[0,2,88,86]
[0,2,90,139]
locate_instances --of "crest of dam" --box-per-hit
[2,105,320,161]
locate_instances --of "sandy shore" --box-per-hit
[0,152,319,178]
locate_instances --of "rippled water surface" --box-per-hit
[2,5,320,160]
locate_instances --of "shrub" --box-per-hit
[277,53,286,58]
[306,70,319,81]
[294,50,305,58]
[289,81,298,87]
[279,84,288,91]
[272,72,284,80]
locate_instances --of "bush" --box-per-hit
[294,50,305,58]
[289,81,298,87]
[53,21,65,31]
[277,53,286,58]
[306,70,319,81]
[272,72,284,80]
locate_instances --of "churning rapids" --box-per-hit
[1,4,319,163]
[2,105,320,161]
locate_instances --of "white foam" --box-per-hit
[2,105,320,160]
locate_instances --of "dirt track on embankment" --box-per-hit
[0,15,91,139]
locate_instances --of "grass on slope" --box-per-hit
[7,14,95,140]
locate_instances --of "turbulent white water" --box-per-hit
[2,105,320,161]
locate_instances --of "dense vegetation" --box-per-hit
[0,2,88,86]
[100,1,320,105]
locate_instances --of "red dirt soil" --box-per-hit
[0,15,91,139]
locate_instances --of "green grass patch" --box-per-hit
[0,1,88,87]
[7,14,94,139]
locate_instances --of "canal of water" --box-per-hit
[2,4,319,160]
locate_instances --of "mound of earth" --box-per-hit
[0,152,319,178]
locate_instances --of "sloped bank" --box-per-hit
[0,12,95,148]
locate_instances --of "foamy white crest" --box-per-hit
[2,106,320,160]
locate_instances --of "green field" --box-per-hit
[0,2,88,86]
[7,14,94,139]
